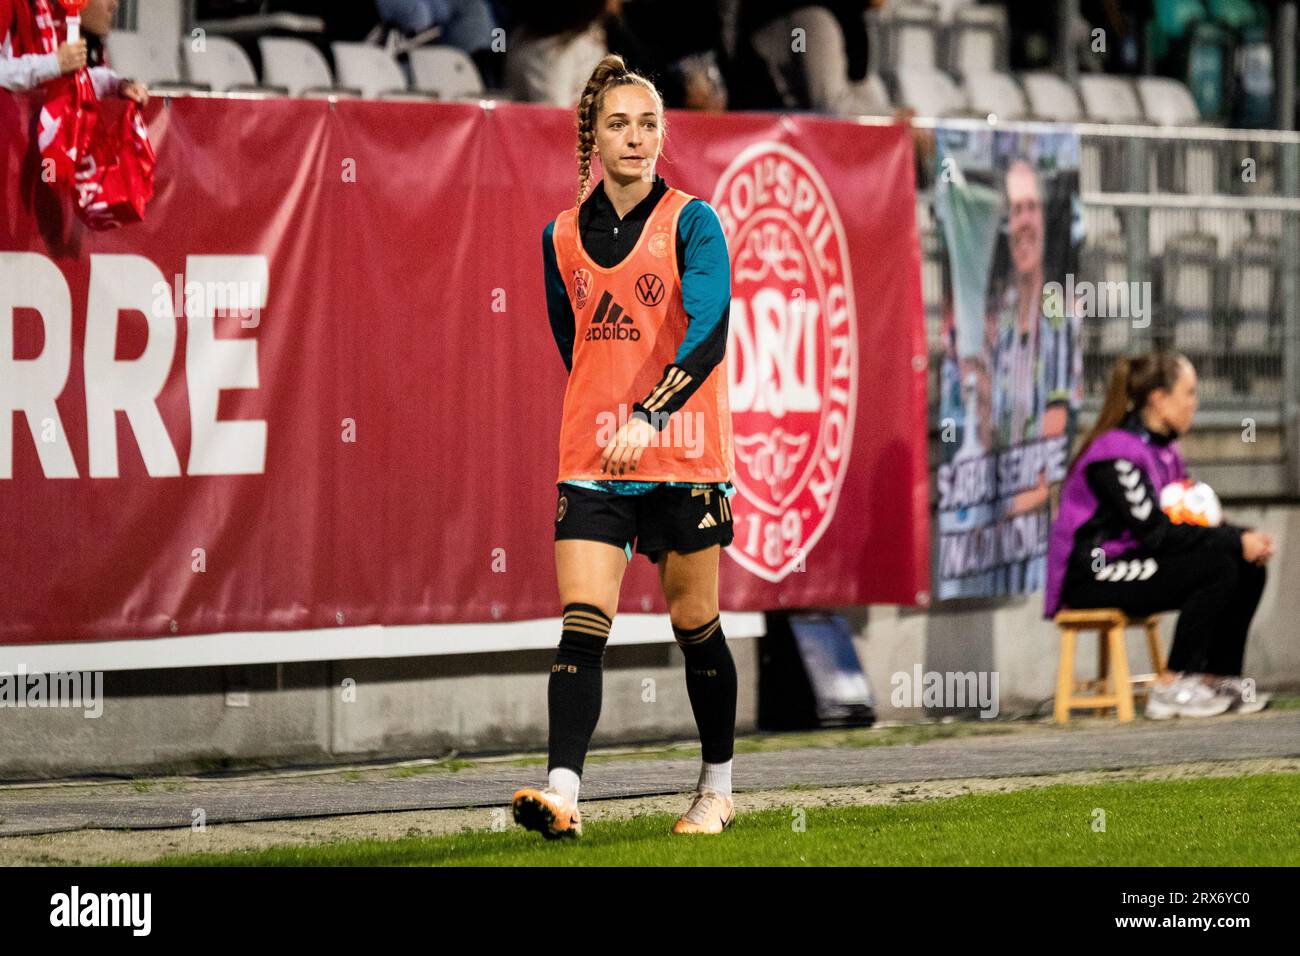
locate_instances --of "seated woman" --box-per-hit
[1045,352,1274,719]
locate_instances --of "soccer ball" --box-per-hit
[1159,479,1222,527]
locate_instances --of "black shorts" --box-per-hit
[554,482,735,563]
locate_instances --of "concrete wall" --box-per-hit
[0,643,761,780]
[854,502,1300,721]
[2,506,1295,780]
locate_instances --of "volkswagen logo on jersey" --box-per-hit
[635,273,665,307]
[711,142,859,583]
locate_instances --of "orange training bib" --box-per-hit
[552,187,734,484]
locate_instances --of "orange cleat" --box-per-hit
[671,788,735,835]
[511,787,583,840]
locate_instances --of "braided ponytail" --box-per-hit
[574,53,666,206]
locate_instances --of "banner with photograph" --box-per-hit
[933,127,1083,600]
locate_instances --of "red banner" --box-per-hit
[0,96,928,646]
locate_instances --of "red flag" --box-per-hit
[25,0,155,228]
[37,67,98,184]
[73,100,155,228]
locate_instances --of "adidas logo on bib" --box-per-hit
[584,291,641,342]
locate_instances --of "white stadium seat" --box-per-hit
[1253,210,1284,237]
[331,42,433,100]
[895,67,968,117]
[1078,74,1144,124]
[1081,235,1133,356]
[963,70,1026,120]
[409,46,484,100]
[1136,77,1201,126]
[1149,210,1199,257]
[182,35,279,94]
[1164,233,1217,356]
[107,30,190,90]
[1198,210,1252,257]
[932,0,978,21]
[1082,205,1122,240]
[946,6,1006,76]
[1181,143,1218,193]
[1021,72,1083,122]
[877,4,941,71]
[259,37,353,98]
[1230,236,1278,348]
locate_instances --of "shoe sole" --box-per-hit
[1145,701,1232,719]
[672,810,736,835]
[512,794,580,840]
[1231,699,1270,716]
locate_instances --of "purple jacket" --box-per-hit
[1044,427,1187,619]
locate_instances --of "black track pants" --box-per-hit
[1061,546,1266,676]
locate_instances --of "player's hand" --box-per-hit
[600,417,656,477]
[119,80,150,106]
[1241,530,1272,564]
[57,40,87,75]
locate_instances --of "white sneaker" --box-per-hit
[511,786,583,839]
[671,788,735,835]
[1145,675,1233,719]
[1214,676,1271,715]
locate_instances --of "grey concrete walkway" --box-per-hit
[0,712,1296,838]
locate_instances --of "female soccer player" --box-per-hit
[511,53,737,839]
[1045,352,1275,718]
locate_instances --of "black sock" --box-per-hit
[673,614,737,764]
[547,603,612,777]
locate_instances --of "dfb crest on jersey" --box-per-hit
[711,142,859,582]
[572,268,593,310]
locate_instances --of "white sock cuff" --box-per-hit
[548,767,581,807]
[698,759,733,796]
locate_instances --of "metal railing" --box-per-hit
[1075,123,1300,425]
[891,116,1300,495]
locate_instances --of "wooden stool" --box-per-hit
[1053,609,1167,723]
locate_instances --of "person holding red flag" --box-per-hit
[0,0,84,88]
[0,0,145,103]
[2,0,154,229]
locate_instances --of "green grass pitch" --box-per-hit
[144,772,1300,867]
